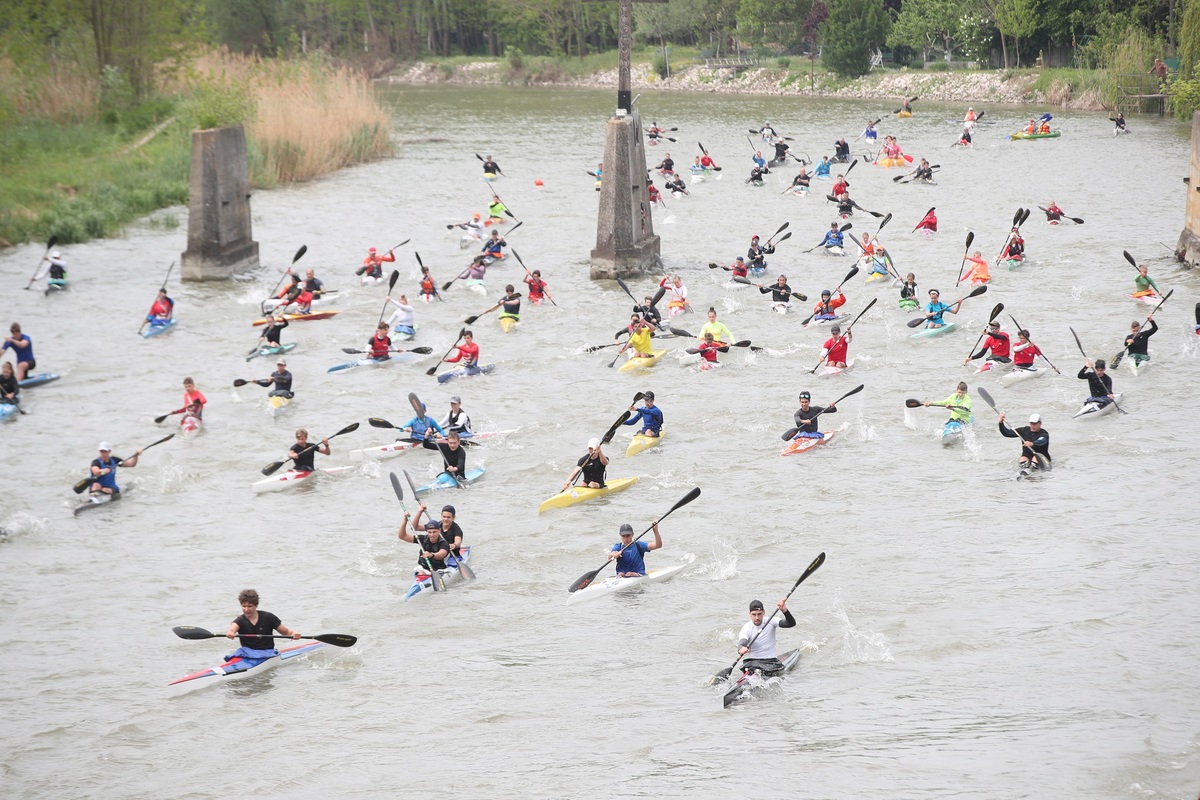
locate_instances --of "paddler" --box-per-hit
[398,402,446,442]
[999,228,1024,261]
[920,289,960,329]
[624,391,663,437]
[419,266,439,302]
[607,521,663,578]
[834,192,858,217]
[415,503,465,560]
[3,322,36,381]
[833,138,851,162]
[789,167,810,191]
[660,274,691,316]
[759,121,777,139]
[455,213,486,240]
[398,516,450,571]
[997,413,1051,470]
[33,249,68,286]
[959,251,991,286]
[1044,201,1064,223]
[700,307,734,345]
[965,107,978,123]
[440,396,473,436]
[267,360,293,399]
[173,377,208,419]
[736,598,796,675]
[957,127,973,147]
[759,274,799,305]
[1010,329,1058,375]
[1132,264,1160,298]
[1024,119,1037,134]
[258,313,288,350]
[481,155,501,176]
[635,295,663,329]
[695,332,726,366]
[747,235,774,271]
[482,229,506,258]
[299,268,325,299]
[87,441,142,496]
[385,294,416,337]
[772,140,790,163]
[225,589,302,650]
[665,174,688,195]
[614,317,656,362]
[861,120,878,141]
[914,208,937,233]
[443,330,482,373]
[655,153,675,174]
[0,362,19,407]
[858,233,887,278]
[812,289,847,321]
[563,437,608,491]
[792,391,837,439]
[1113,112,1126,132]
[646,122,663,141]
[730,255,749,279]
[691,155,706,174]
[899,273,919,310]
[913,159,934,182]
[820,324,851,368]
[752,151,767,170]
[924,382,972,424]
[814,157,831,178]
[487,194,508,223]
[422,430,467,484]
[1038,118,1051,134]
[747,165,766,185]
[900,97,913,113]
[356,246,394,280]
[647,181,662,205]
[497,284,521,326]
[288,428,330,473]
[147,287,174,322]
[465,254,489,283]
[524,270,552,305]
[831,173,850,196]
[1078,359,1115,409]
[964,321,1011,369]
[1123,315,1158,368]
[816,222,844,251]
[367,322,393,360]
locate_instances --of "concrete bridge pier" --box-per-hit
[181,126,260,281]
[589,109,661,280]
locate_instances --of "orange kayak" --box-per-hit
[780,431,835,456]
[252,310,341,326]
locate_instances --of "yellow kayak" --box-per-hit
[897,110,912,118]
[499,316,519,333]
[538,476,640,513]
[626,431,664,456]
[617,349,668,373]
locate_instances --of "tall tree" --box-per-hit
[888,0,964,62]
[820,0,892,76]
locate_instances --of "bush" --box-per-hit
[652,54,669,79]
[777,57,791,69]
[439,62,455,80]
[1170,76,1200,120]
[929,61,950,71]
[507,47,524,71]
[820,0,892,77]
[909,58,925,69]
[180,82,255,130]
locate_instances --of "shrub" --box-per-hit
[1170,75,1200,120]
[929,61,950,71]
[909,58,925,69]
[777,57,791,69]
[652,54,669,79]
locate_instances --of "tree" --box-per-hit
[820,0,892,76]
[888,0,965,62]
[737,0,813,50]
[993,0,1036,67]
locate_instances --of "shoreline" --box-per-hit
[384,60,1113,110]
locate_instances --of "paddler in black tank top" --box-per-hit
[288,428,330,473]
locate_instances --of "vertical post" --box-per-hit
[617,0,632,112]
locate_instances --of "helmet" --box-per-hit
[821,290,831,297]
[369,247,376,253]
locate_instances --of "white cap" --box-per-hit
[587,437,601,449]
[52,251,61,258]
[1028,414,1041,424]
[98,441,112,451]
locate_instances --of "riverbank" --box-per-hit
[386,59,1113,110]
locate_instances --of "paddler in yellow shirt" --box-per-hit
[616,317,656,362]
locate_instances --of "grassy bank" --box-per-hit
[0,53,394,247]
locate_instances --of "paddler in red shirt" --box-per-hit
[444,331,479,367]
[368,322,392,360]
[357,246,395,279]
[964,321,1012,370]
[821,324,852,368]
[148,288,174,321]
[914,208,937,233]
[175,377,207,418]
[730,256,749,278]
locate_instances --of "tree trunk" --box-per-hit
[999,34,1009,68]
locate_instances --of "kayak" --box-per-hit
[465,279,487,295]
[17,372,60,388]
[1130,293,1161,306]
[459,234,480,249]
[1005,256,1024,271]
[327,353,419,373]
[667,300,688,317]
[247,342,296,362]
[1009,131,1061,140]
[911,322,957,339]
[142,319,177,339]
[499,316,519,333]
[168,641,325,692]
[360,274,388,286]
[1073,393,1123,420]
[538,476,640,514]
[897,110,912,118]
[626,431,664,457]
[941,419,969,446]
[73,492,121,516]
[565,562,689,606]
[0,403,18,423]
[999,366,1046,387]
[261,292,338,312]
[46,278,69,294]
[772,302,791,315]
[618,349,668,373]
[899,299,919,311]
[816,358,854,378]
[180,415,203,435]
[405,546,473,600]
[484,171,498,180]
[437,363,496,384]
[268,395,291,417]
[349,431,511,461]
[412,467,486,496]
[725,280,751,290]
[804,314,848,329]
[1128,357,1150,377]
[780,431,834,456]
[875,156,908,168]
[252,466,355,494]
[723,648,801,707]
[915,227,937,236]
[864,270,891,283]
[251,310,341,326]
[393,325,416,341]
[823,246,846,256]
[788,185,809,197]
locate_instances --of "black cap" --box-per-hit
[749,600,764,611]
[643,390,654,400]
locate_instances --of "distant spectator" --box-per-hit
[1150,58,1170,90]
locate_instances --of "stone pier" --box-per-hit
[181,126,259,281]
[589,110,661,279]
[1174,111,1200,266]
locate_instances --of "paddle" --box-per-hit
[389,471,443,591]
[402,470,473,580]
[898,165,940,184]
[904,398,971,412]
[1122,250,1140,272]
[1111,289,1172,368]
[1038,206,1084,225]
[906,285,987,328]
[427,328,466,377]
[765,221,789,245]
[374,270,400,324]
[24,235,58,289]
[910,207,936,234]
[708,551,826,689]
[686,339,760,354]
[232,378,272,388]
[261,423,359,476]
[412,252,442,303]
[511,249,557,306]
[615,277,667,331]
[1006,313,1061,374]
[954,231,976,285]
[464,292,521,324]
[568,486,701,593]
[809,298,875,374]
[340,346,433,357]
[172,625,357,647]
[800,266,859,326]
[991,208,1024,262]
[962,303,1005,363]
[697,141,721,170]
[137,260,176,335]
[877,213,892,233]
[567,402,639,486]
[486,184,518,219]
[265,244,308,302]
[584,334,629,353]
[752,279,807,303]
[779,384,864,441]
[72,433,176,493]
[1069,326,1125,415]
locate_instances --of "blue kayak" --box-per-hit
[404,546,473,601]
[437,364,495,384]
[246,342,296,362]
[142,319,177,339]
[941,419,970,446]
[0,403,18,422]
[327,353,418,373]
[911,322,957,339]
[412,467,486,496]
[18,372,59,388]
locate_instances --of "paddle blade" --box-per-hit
[154,414,169,424]
[988,303,1004,322]
[966,285,987,299]
[977,386,998,412]
[409,347,433,354]
[905,399,923,408]
[312,633,357,647]
[389,472,404,502]
[261,459,287,476]
[569,568,602,594]
[332,422,360,437]
[463,315,478,324]
[233,379,249,387]
[441,281,454,291]
[387,270,399,291]
[73,477,91,494]
[173,625,216,640]
[669,327,694,338]
[602,410,633,444]
[706,666,734,687]
[907,316,927,328]
[369,417,397,429]
[1123,250,1137,269]
[664,486,702,516]
[834,384,865,405]
[1069,326,1086,357]
[292,244,308,264]
[780,427,800,441]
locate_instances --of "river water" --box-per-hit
[2,86,1198,799]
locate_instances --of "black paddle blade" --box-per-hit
[905,399,923,408]
[261,459,287,476]
[408,392,424,418]
[906,316,928,328]
[666,486,702,515]
[369,417,397,429]
[602,410,633,444]
[314,633,358,647]
[409,347,433,354]
[780,426,800,441]
[706,666,734,687]
[988,303,1004,321]
[154,414,169,424]
[966,285,987,299]
[233,379,249,387]
[72,477,91,494]
[388,270,400,291]
[964,231,974,250]
[1069,326,1087,357]
[333,422,360,437]
[292,245,308,264]
[173,625,216,640]
[569,567,602,594]
[1123,250,1137,269]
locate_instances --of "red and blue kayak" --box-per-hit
[168,641,324,691]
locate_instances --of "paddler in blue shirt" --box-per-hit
[624,391,663,437]
[398,403,446,442]
[607,521,662,578]
[921,289,961,329]
[88,441,143,496]
[814,157,831,177]
[816,222,844,251]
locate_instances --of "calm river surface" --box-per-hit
[2,86,1198,799]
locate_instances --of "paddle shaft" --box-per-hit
[389,472,443,590]
[24,235,58,288]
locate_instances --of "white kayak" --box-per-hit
[252,466,354,494]
[565,562,689,606]
[1127,357,1150,377]
[168,641,325,693]
[1073,393,1124,420]
[823,246,845,256]
[815,358,854,378]
[73,492,121,516]
[999,366,1047,387]
[772,302,791,315]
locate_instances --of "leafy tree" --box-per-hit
[888,0,964,62]
[738,0,813,49]
[993,0,1036,66]
[820,0,892,76]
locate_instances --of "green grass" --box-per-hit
[1026,67,1105,95]
[0,119,189,245]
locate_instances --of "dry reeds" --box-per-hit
[0,57,98,123]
